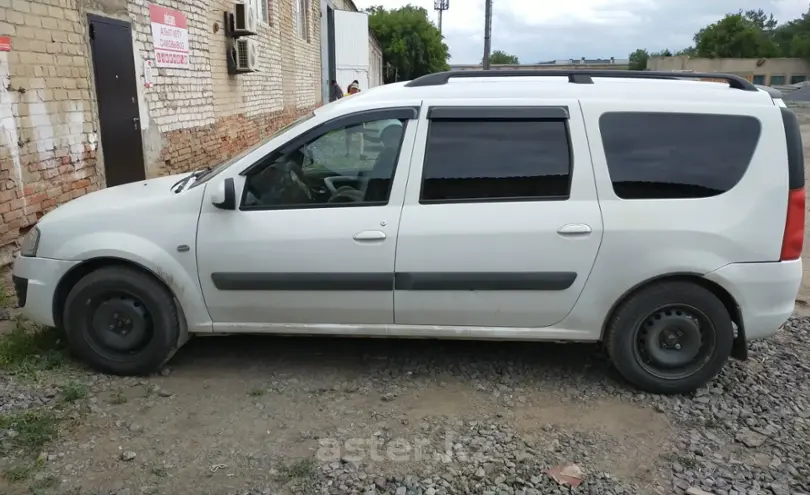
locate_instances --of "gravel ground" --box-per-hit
[1,273,809,495]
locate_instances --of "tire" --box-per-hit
[63,266,180,376]
[604,281,734,394]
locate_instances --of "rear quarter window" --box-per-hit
[599,112,762,199]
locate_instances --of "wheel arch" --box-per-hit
[53,257,189,339]
[600,272,746,360]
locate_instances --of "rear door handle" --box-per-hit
[353,230,386,241]
[557,224,592,236]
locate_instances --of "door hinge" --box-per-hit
[89,23,95,40]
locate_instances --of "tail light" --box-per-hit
[780,187,805,260]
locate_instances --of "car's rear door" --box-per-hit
[393,99,604,329]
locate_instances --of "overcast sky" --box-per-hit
[351,0,810,64]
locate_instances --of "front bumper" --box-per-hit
[12,256,80,328]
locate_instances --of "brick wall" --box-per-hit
[0,0,102,266]
[0,0,322,266]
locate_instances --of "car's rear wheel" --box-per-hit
[605,281,734,394]
[63,266,180,375]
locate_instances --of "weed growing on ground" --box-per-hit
[150,465,168,477]
[109,389,128,405]
[0,318,67,374]
[60,381,89,403]
[248,388,266,397]
[0,281,10,309]
[275,457,317,483]
[0,402,66,482]
[0,409,59,457]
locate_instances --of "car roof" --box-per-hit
[319,75,776,115]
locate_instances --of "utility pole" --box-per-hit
[482,0,492,70]
[434,0,449,36]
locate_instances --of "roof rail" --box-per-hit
[404,70,759,91]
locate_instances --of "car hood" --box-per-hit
[38,173,189,226]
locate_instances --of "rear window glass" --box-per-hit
[599,112,762,199]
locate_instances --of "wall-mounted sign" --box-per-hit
[0,36,11,52]
[143,59,154,87]
[149,4,189,68]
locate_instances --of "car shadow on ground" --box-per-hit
[166,334,627,388]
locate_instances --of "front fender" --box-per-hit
[54,233,212,332]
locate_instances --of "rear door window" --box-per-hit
[421,118,572,203]
[599,112,762,199]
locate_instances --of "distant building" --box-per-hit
[537,57,629,66]
[450,57,629,72]
[648,56,810,87]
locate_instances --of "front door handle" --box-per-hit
[557,224,592,236]
[353,230,386,241]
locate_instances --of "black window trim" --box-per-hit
[419,106,574,205]
[428,105,570,121]
[238,106,419,212]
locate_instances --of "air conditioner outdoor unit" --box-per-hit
[234,37,259,72]
[233,3,258,35]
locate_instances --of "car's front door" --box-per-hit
[196,106,419,327]
[394,101,604,329]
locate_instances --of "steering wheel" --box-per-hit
[328,186,364,203]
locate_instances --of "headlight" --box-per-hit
[20,227,40,257]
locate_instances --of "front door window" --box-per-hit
[242,118,407,209]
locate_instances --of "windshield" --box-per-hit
[188,112,316,188]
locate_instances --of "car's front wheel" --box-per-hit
[63,266,180,375]
[605,281,734,394]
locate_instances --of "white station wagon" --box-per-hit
[12,70,805,394]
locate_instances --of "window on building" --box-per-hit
[420,119,572,203]
[249,0,269,24]
[293,0,308,40]
[752,75,766,85]
[599,112,762,200]
[791,74,807,84]
[242,119,407,209]
[770,75,786,85]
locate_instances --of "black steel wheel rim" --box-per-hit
[85,290,154,359]
[632,304,716,380]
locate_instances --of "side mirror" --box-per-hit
[211,177,236,210]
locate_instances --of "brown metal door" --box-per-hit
[88,15,146,187]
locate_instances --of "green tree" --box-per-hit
[694,13,779,58]
[628,49,649,70]
[367,5,450,83]
[485,50,519,65]
[773,8,810,56]
[744,9,778,34]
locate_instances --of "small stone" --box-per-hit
[159,367,172,376]
[157,389,174,398]
[395,487,406,495]
[686,488,713,495]
[735,429,766,448]
[120,451,137,461]
[381,393,396,402]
